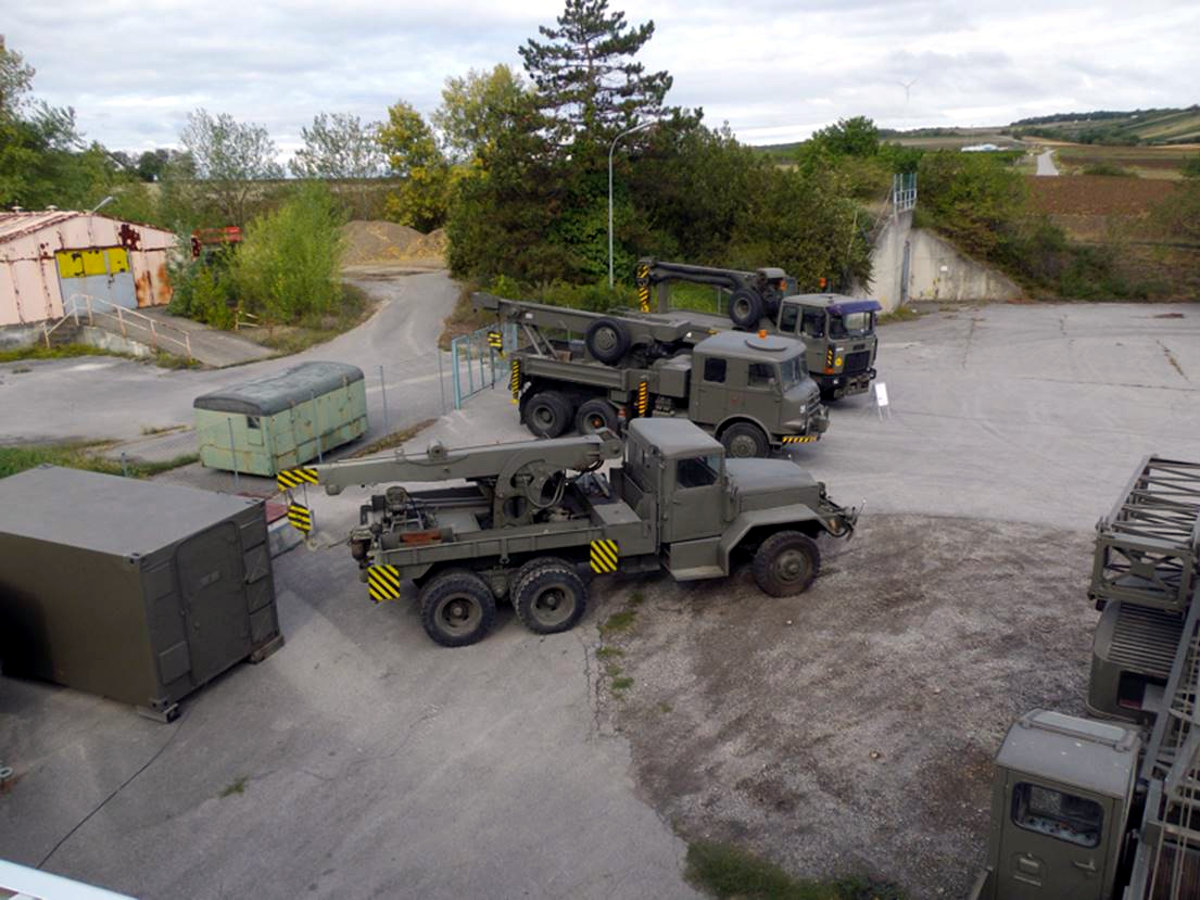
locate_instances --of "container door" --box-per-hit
[995,778,1110,898]
[177,522,251,684]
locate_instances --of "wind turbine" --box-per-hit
[898,78,917,104]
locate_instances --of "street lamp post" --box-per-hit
[608,121,654,289]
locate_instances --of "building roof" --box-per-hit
[0,210,174,245]
[194,361,365,416]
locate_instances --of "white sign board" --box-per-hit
[874,382,889,407]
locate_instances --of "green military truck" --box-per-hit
[970,455,1200,899]
[473,292,828,458]
[279,418,858,647]
[636,258,882,401]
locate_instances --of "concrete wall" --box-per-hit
[864,211,1024,308]
[0,323,45,351]
[908,229,1023,303]
[866,210,912,312]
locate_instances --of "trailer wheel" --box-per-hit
[586,318,632,365]
[419,569,497,647]
[525,391,573,438]
[752,531,820,597]
[720,422,769,459]
[512,559,588,635]
[575,398,619,435]
[729,289,764,329]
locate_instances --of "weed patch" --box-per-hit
[685,841,904,900]
[219,776,248,798]
[0,444,197,480]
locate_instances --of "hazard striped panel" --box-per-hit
[487,329,503,351]
[510,359,521,404]
[636,263,651,311]
[637,380,649,416]
[780,435,818,444]
[287,503,312,533]
[366,564,402,603]
[590,539,619,574]
[277,466,319,491]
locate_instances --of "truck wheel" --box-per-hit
[586,318,632,365]
[525,391,573,438]
[729,289,764,329]
[752,531,821,597]
[513,560,588,635]
[720,422,769,458]
[419,569,497,647]
[575,398,619,435]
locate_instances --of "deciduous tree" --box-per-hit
[377,100,449,231]
[179,109,283,225]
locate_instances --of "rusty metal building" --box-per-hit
[0,211,176,327]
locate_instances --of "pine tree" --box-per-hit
[518,0,673,145]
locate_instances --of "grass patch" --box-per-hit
[657,701,672,713]
[247,282,376,355]
[1082,162,1137,177]
[878,306,922,325]
[600,609,638,635]
[595,646,625,660]
[685,841,904,900]
[141,424,188,436]
[611,676,634,692]
[0,343,121,364]
[605,663,623,677]
[0,444,198,480]
[348,419,437,458]
[219,776,248,798]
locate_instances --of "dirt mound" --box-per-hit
[341,220,445,266]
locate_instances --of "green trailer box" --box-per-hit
[0,466,283,721]
[194,361,368,477]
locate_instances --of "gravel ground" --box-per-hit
[590,513,1098,897]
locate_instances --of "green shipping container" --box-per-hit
[194,361,368,476]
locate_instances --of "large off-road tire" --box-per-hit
[419,569,497,647]
[575,398,619,435]
[586,318,632,365]
[524,390,573,438]
[729,289,764,329]
[512,559,588,635]
[720,422,769,459]
[752,530,821,597]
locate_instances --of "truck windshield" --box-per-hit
[778,356,804,391]
[778,304,800,334]
[829,312,875,338]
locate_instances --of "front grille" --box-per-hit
[844,349,871,375]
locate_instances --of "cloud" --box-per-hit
[5,0,1198,154]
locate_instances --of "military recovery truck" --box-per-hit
[970,455,1200,899]
[636,258,882,401]
[473,292,828,459]
[280,418,857,648]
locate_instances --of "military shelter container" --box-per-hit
[0,466,282,720]
[193,361,368,476]
[0,211,176,327]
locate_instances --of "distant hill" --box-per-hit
[1009,107,1200,145]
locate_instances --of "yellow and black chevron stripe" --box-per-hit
[637,285,650,313]
[366,564,402,603]
[487,329,503,352]
[277,466,319,492]
[781,435,818,444]
[637,380,649,416]
[287,503,312,533]
[510,358,521,404]
[589,539,619,574]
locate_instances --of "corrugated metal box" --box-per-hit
[0,467,283,720]
[194,361,368,476]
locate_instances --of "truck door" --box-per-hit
[995,778,1112,899]
[692,355,732,426]
[661,453,725,544]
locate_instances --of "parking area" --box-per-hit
[2,288,1199,897]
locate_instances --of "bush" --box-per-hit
[1081,163,1136,177]
[229,181,345,326]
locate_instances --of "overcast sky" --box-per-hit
[5,0,1198,157]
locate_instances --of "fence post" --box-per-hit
[120,451,129,478]
[149,317,158,351]
[438,350,447,413]
[379,365,389,432]
[451,338,462,410]
[227,419,240,492]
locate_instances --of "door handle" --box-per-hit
[1072,859,1097,873]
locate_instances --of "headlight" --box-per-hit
[798,404,807,416]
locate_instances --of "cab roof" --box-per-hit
[694,329,803,361]
[996,710,1139,799]
[784,294,882,316]
[628,418,723,459]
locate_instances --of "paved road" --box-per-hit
[3,289,1200,898]
[1035,149,1059,176]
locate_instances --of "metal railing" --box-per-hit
[450,323,516,409]
[48,293,194,361]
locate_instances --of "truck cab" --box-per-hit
[974,710,1139,900]
[775,295,881,401]
[688,331,827,458]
